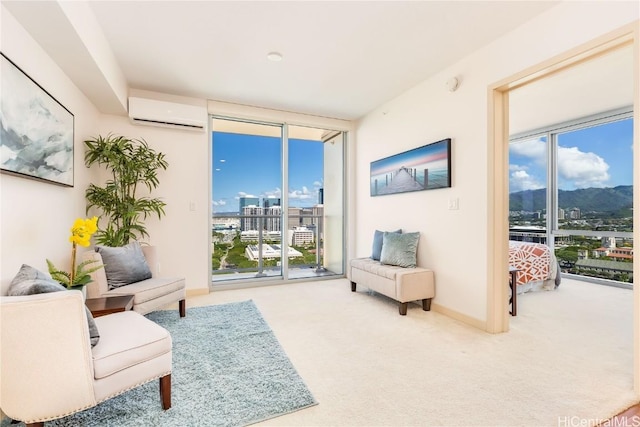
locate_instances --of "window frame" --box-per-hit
[510,106,634,286]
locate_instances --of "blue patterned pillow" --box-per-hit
[380,232,420,268]
[371,229,402,261]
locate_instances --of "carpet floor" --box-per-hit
[5,300,316,427]
[189,277,639,426]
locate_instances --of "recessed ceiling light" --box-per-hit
[267,52,283,62]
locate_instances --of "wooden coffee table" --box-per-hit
[85,295,134,317]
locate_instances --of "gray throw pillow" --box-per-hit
[371,229,402,261]
[8,263,66,295]
[96,242,152,289]
[8,264,100,347]
[380,231,420,268]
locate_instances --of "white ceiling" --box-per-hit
[509,44,634,135]
[4,0,562,120]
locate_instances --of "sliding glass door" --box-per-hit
[211,117,345,286]
[286,125,344,279]
[211,119,283,280]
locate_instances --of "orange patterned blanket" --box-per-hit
[508,241,553,286]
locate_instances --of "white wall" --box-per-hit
[96,101,210,292]
[353,1,639,323]
[0,8,210,294]
[0,5,101,294]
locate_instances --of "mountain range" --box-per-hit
[509,185,633,213]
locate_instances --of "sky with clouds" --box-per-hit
[509,118,633,193]
[212,132,324,213]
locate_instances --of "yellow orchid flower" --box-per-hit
[50,217,101,288]
[86,216,98,234]
[69,216,99,247]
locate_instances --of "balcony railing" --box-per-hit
[509,227,634,285]
[211,214,335,282]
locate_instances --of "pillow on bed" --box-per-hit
[96,241,152,289]
[380,231,420,268]
[8,264,100,347]
[371,229,402,261]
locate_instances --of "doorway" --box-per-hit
[487,23,639,393]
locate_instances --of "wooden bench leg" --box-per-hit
[160,374,171,410]
[399,302,408,315]
[179,299,186,317]
[422,298,432,311]
[350,281,356,292]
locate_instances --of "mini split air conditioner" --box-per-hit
[128,97,206,131]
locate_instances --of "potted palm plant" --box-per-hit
[84,134,169,247]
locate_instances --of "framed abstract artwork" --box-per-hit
[1,53,74,187]
[370,138,451,196]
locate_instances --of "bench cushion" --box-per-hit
[351,257,403,280]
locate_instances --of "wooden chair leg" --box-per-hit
[11,421,37,426]
[160,374,171,410]
[399,302,408,315]
[179,299,186,317]
[350,281,356,292]
[422,298,432,311]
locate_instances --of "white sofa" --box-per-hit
[83,245,186,317]
[0,290,172,426]
[350,257,435,315]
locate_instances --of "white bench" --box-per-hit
[350,257,435,315]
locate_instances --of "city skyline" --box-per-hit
[212,131,324,213]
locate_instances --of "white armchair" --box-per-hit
[83,245,186,317]
[0,290,172,426]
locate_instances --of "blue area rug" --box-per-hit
[7,300,317,426]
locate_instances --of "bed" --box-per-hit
[509,240,560,294]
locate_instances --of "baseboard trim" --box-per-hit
[186,288,209,297]
[431,302,488,331]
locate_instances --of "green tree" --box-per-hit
[555,246,580,265]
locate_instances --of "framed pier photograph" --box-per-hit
[370,138,451,197]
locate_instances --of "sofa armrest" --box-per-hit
[0,291,96,422]
[141,245,159,277]
[83,251,109,299]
